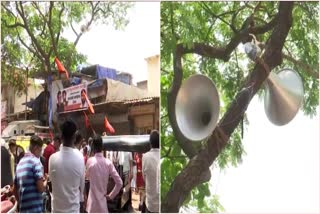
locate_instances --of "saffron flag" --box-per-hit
[104,116,115,134]
[83,111,90,128]
[54,57,69,79]
[81,90,95,114]
[49,130,53,141]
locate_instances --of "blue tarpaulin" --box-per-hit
[116,73,131,85]
[88,79,105,89]
[80,64,131,85]
[96,65,117,80]
[71,77,82,86]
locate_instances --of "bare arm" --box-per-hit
[12,184,19,201]
[36,178,47,193]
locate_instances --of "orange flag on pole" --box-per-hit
[54,57,69,80]
[83,111,96,135]
[82,90,95,114]
[49,129,53,142]
[83,111,90,128]
[104,116,115,134]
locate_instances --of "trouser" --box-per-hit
[80,202,87,213]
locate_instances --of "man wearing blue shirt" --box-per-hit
[13,135,47,213]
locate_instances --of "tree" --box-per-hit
[1,1,133,93]
[161,2,319,212]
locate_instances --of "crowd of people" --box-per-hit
[1,119,160,213]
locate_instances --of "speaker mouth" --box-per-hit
[175,74,220,141]
[201,111,211,126]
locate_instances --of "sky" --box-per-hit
[210,96,320,213]
[62,2,160,84]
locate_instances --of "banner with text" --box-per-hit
[55,83,88,112]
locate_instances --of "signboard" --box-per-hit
[52,81,88,113]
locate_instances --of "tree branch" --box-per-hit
[282,53,318,79]
[31,2,52,54]
[16,30,45,66]
[164,155,188,160]
[1,3,16,17]
[16,1,49,71]
[55,3,65,50]
[201,2,237,33]
[73,2,99,47]
[162,143,174,159]
[65,2,100,71]
[70,22,79,37]
[178,14,278,64]
[32,2,47,22]
[47,2,58,57]
[2,22,24,28]
[163,2,294,212]
[1,3,25,28]
[231,3,248,31]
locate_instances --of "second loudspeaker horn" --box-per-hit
[175,74,220,142]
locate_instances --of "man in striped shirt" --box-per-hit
[13,135,47,213]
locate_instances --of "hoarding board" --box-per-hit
[52,81,88,113]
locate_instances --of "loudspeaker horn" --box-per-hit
[264,68,304,126]
[175,74,220,141]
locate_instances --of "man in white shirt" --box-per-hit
[142,130,160,213]
[49,120,85,213]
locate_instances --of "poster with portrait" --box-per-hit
[57,83,88,112]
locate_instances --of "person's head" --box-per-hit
[81,89,86,105]
[88,137,93,146]
[92,135,103,154]
[81,140,87,148]
[62,90,67,101]
[8,139,16,153]
[53,134,61,150]
[44,138,51,145]
[57,91,61,104]
[83,146,88,155]
[60,120,77,147]
[74,131,83,150]
[149,130,159,149]
[29,135,44,158]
